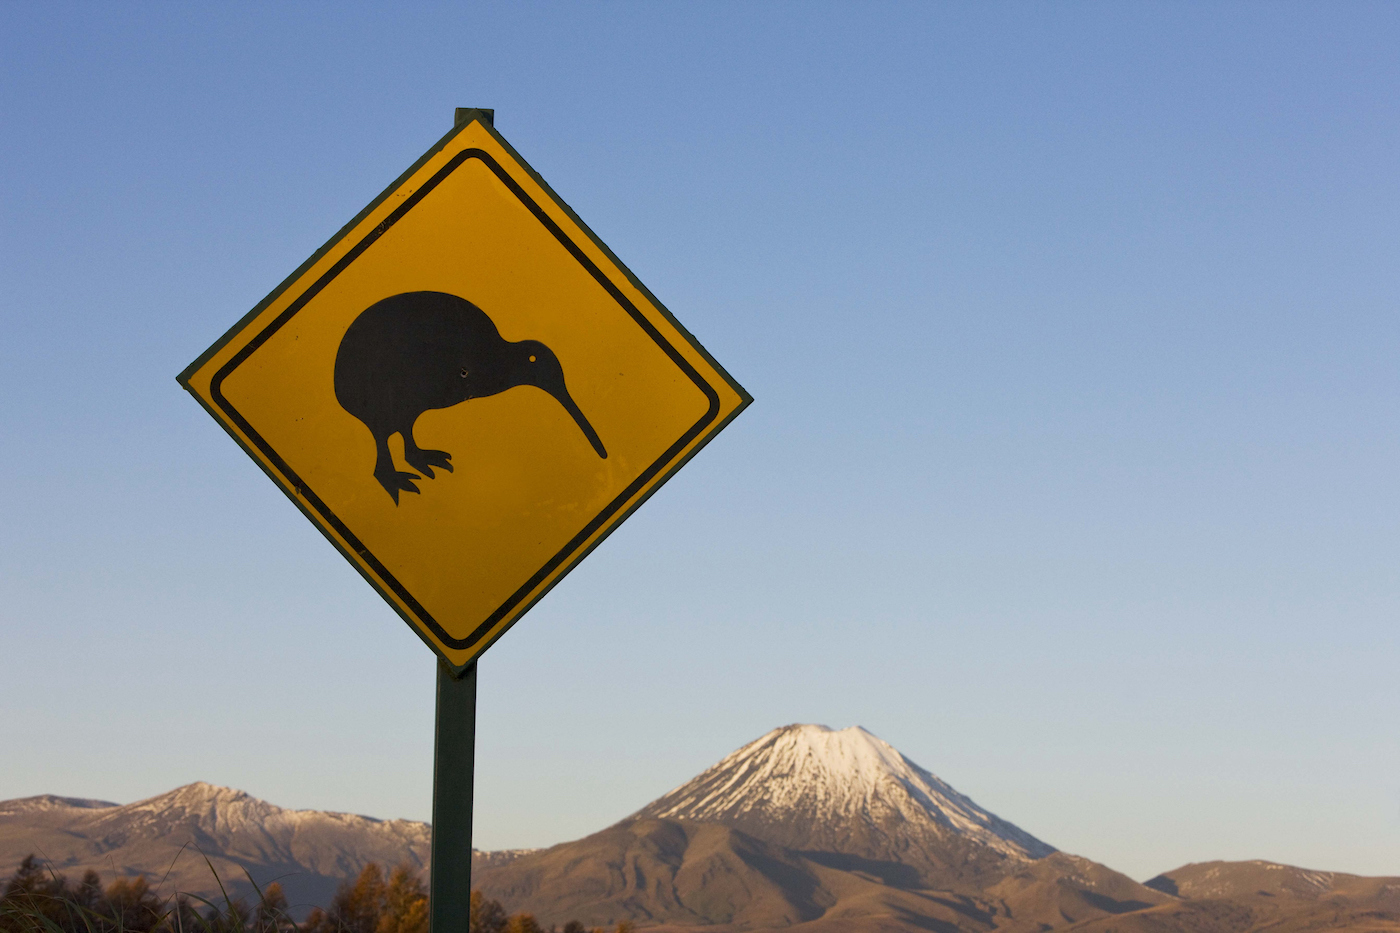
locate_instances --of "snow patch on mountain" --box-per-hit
[88,782,432,857]
[0,796,119,816]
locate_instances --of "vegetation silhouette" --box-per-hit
[2,857,628,933]
[0,853,293,933]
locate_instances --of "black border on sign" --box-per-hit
[205,147,722,652]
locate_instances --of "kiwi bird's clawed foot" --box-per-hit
[376,470,422,504]
[403,448,453,478]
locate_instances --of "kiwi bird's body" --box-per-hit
[334,291,606,503]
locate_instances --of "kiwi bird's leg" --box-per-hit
[400,420,453,479]
[373,430,421,504]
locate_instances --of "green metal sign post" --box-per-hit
[430,657,477,933]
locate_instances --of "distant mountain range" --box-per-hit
[3,724,1397,931]
[0,783,433,914]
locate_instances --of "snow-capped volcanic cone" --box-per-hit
[627,724,1055,887]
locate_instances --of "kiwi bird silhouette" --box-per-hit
[334,291,607,504]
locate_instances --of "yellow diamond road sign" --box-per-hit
[179,113,750,670]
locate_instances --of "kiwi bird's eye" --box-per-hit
[459,368,468,378]
[529,355,537,363]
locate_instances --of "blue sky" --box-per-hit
[2,2,1397,882]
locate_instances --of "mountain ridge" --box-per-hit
[0,795,121,815]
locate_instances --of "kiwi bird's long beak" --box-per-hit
[556,390,608,459]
